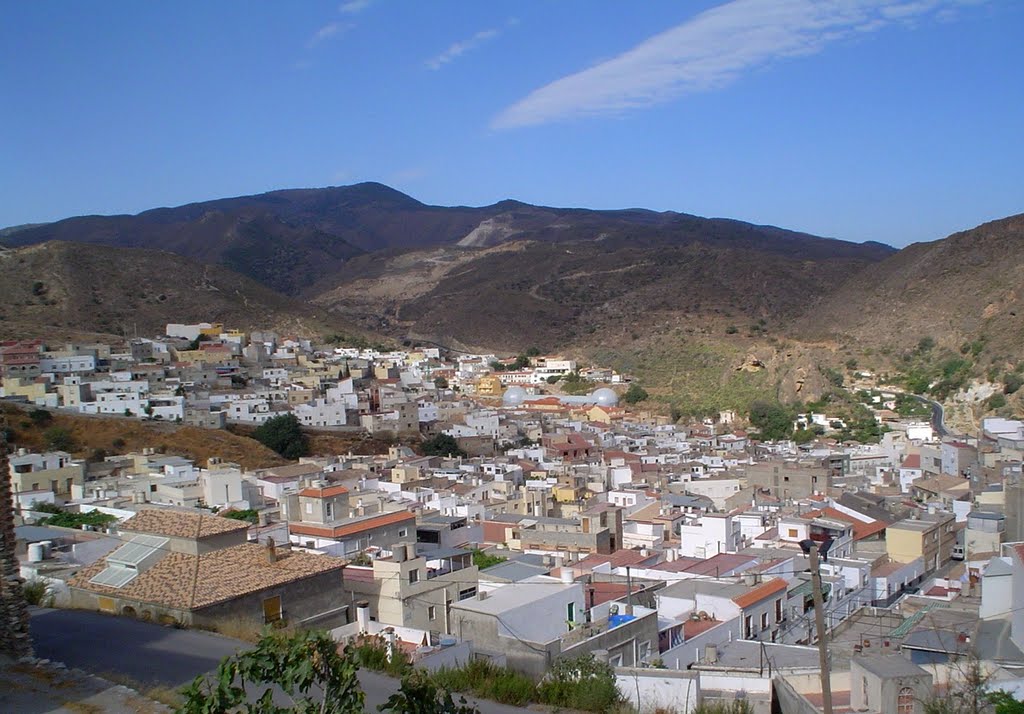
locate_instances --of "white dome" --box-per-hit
[502,386,528,406]
[591,388,619,407]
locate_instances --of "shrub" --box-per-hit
[1004,373,1024,395]
[988,394,1008,410]
[433,659,535,707]
[725,325,738,334]
[536,654,623,712]
[471,549,507,570]
[350,634,412,677]
[381,670,479,714]
[22,578,53,607]
[221,509,259,525]
[37,509,116,530]
[44,426,75,452]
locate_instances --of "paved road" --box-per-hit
[29,608,528,713]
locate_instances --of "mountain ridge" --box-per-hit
[2,183,896,297]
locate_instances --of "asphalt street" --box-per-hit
[29,608,528,712]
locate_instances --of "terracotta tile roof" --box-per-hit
[574,549,660,571]
[731,577,788,609]
[288,510,414,539]
[585,582,645,607]
[683,618,723,638]
[647,556,705,573]
[70,543,345,610]
[901,455,921,469]
[298,484,349,499]
[119,509,249,540]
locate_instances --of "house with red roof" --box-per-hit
[281,479,415,556]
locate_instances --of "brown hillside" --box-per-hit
[794,213,1024,354]
[313,236,887,352]
[0,241,360,340]
[2,403,286,470]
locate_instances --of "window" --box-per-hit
[325,502,334,520]
[788,528,798,538]
[567,602,576,624]
[428,606,436,621]
[898,687,915,714]
[775,598,783,623]
[744,615,753,638]
[305,502,312,515]
[761,612,769,630]
[409,569,419,584]
[398,528,408,538]
[263,595,283,624]
[639,641,651,661]
[458,587,477,600]
[609,654,623,668]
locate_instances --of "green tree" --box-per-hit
[748,401,795,441]
[380,670,479,714]
[44,426,75,452]
[178,629,364,714]
[792,428,816,444]
[421,434,467,458]
[29,408,53,427]
[622,384,649,404]
[434,376,449,390]
[253,414,309,460]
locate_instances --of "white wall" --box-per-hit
[616,668,699,714]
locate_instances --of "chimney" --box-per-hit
[265,536,277,564]
[705,644,719,664]
[355,600,370,634]
[383,627,397,662]
[560,569,574,584]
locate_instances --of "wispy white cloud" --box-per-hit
[426,28,500,71]
[492,0,986,129]
[339,0,373,15]
[307,22,347,48]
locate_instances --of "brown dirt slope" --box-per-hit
[3,403,286,470]
[313,236,887,352]
[794,213,1024,354]
[0,241,360,341]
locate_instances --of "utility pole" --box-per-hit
[808,546,833,714]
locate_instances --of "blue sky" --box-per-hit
[2,0,1021,247]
